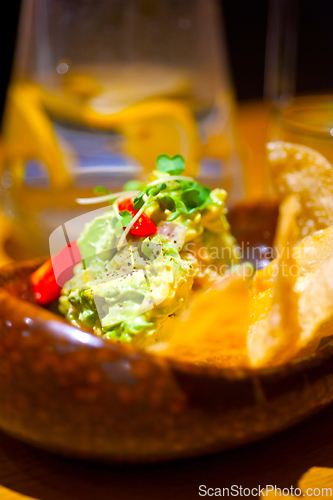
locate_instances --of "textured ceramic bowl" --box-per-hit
[0,201,333,463]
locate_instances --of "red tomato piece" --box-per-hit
[118,198,134,212]
[31,259,62,306]
[31,241,81,306]
[118,198,157,236]
[130,213,157,236]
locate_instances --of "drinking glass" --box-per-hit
[269,95,333,163]
[265,0,333,195]
[0,0,244,256]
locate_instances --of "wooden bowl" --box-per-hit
[0,201,333,463]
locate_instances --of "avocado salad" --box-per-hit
[57,155,240,348]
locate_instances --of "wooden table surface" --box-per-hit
[1,403,333,500]
[1,100,332,500]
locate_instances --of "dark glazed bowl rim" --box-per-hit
[1,256,332,389]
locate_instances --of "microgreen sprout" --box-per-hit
[77,155,213,227]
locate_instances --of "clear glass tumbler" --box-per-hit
[265,0,333,200]
[269,95,333,162]
[0,0,244,256]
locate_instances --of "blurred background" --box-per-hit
[0,0,331,263]
[1,0,332,116]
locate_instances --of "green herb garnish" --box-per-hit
[156,154,185,175]
[122,180,143,191]
[94,186,111,195]
[181,185,211,209]
[119,210,133,227]
[92,155,214,226]
[157,195,176,212]
[130,154,213,222]
[93,186,115,205]
[149,182,167,197]
[167,199,189,221]
[133,192,146,210]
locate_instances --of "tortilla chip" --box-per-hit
[248,196,301,366]
[299,467,333,498]
[267,141,333,238]
[157,272,251,367]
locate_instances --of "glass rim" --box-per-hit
[272,94,333,141]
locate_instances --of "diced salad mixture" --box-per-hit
[32,155,241,348]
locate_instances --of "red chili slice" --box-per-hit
[31,241,81,306]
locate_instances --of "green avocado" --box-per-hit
[76,208,123,265]
[60,233,195,345]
